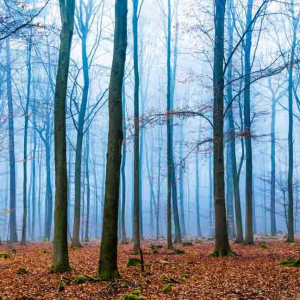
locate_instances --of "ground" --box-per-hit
[0,236,300,299]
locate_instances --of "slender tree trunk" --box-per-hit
[121,82,127,243]
[179,123,187,236]
[31,102,37,240]
[73,32,90,247]
[226,0,241,242]
[52,0,75,272]
[287,6,297,242]
[195,150,202,237]
[226,141,236,238]
[244,0,254,245]
[6,38,17,243]
[270,89,277,235]
[132,0,141,255]
[212,0,232,257]
[98,0,127,279]
[45,128,53,241]
[156,126,162,240]
[209,150,214,236]
[84,130,90,242]
[22,35,32,244]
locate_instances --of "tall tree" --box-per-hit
[52,0,75,272]
[132,0,141,255]
[6,38,18,243]
[21,33,32,244]
[286,0,299,243]
[226,0,240,241]
[212,0,232,256]
[121,82,127,244]
[244,0,254,245]
[72,0,102,247]
[268,78,277,235]
[98,0,127,279]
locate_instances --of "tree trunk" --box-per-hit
[22,35,32,244]
[121,82,127,243]
[212,0,232,257]
[286,5,298,242]
[195,149,202,237]
[270,88,277,235]
[6,38,18,243]
[179,123,187,237]
[226,0,241,241]
[52,0,75,272]
[244,0,254,245]
[84,130,90,242]
[132,0,141,255]
[98,0,127,279]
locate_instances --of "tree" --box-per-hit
[132,0,141,255]
[244,0,254,245]
[52,0,75,272]
[21,33,32,244]
[6,37,18,243]
[286,0,299,243]
[212,0,232,257]
[226,0,242,242]
[71,0,103,248]
[98,0,127,279]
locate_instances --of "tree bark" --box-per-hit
[98,0,127,279]
[212,0,232,257]
[52,0,75,272]
[132,0,141,255]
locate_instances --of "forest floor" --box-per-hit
[0,236,300,299]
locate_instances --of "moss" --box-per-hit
[133,290,141,295]
[126,258,141,267]
[211,249,236,257]
[0,252,11,259]
[123,294,141,300]
[182,241,193,247]
[162,283,171,292]
[40,249,51,255]
[58,280,65,292]
[279,258,300,267]
[259,242,267,249]
[173,248,185,254]
[195,238,203,244]
[182,274,190,279]
[73,275,90,284]
[17,267,28,275]
[98,269,120,280]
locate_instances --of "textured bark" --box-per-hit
[98,0,127,279]
[132,0,141,255]
[52,0,75,272]
[213,0,232,257]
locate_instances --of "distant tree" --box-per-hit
[6,37,18,243]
